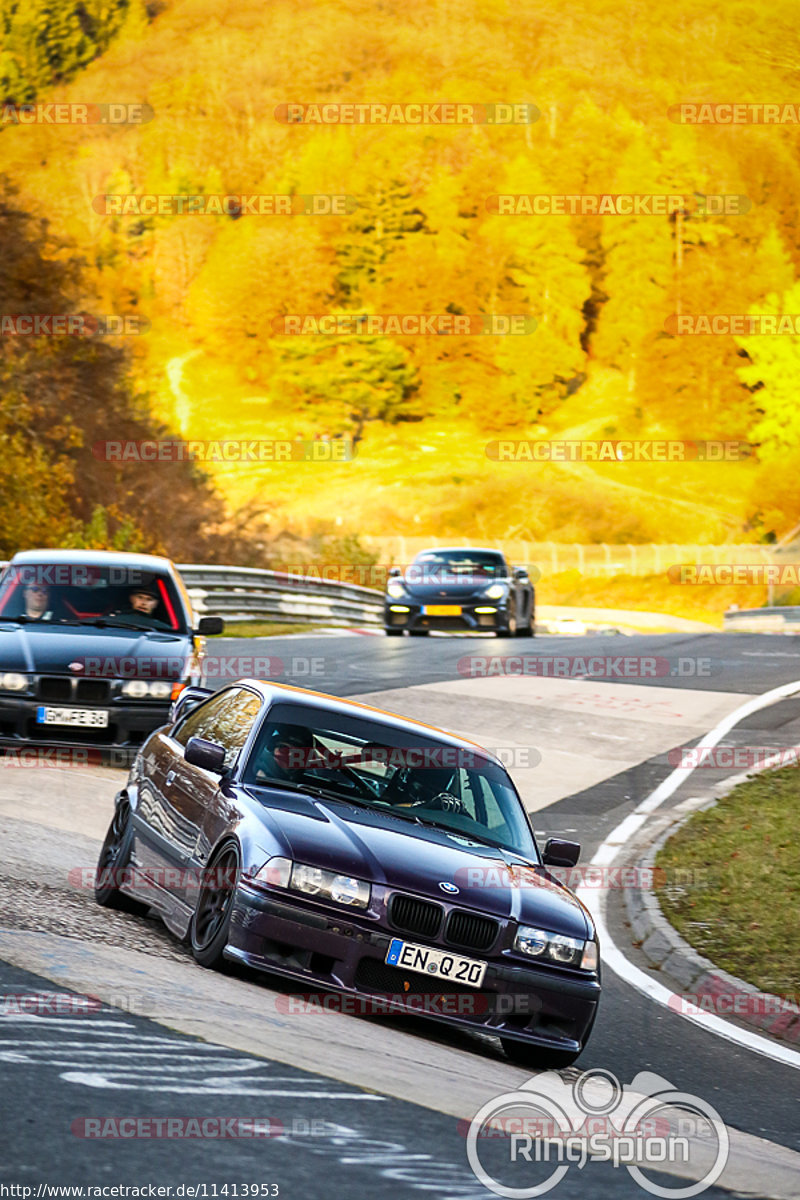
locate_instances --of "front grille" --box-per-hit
[445,910,499,952]
[388,893,443,939]
[38,677,71,702]
[355,956,475,997]
[76,679,110,703]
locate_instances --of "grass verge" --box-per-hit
[655,766,800,997]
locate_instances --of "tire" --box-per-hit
[384,628,403,637]
[516,611,534,637]
[409,629,429,637]
[190,842,241,969]
[501,1038,581,1070]
[94,797,147,913]
[496,608,517,638]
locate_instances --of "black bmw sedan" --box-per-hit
[384,547,535,636]
[0,550,223,753]
[95,680,600,1068]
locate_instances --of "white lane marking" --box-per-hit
[61,1070,385,1098]
[578,678,800,1069]
[0,1016,137,1027]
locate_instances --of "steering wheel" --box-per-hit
[337,761,382,801]
[426,791,465,814]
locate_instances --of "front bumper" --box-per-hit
[384,599,510,633]
[0,693,172,752]
[229,883,600,1054]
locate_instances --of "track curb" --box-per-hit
[620,775,800,1047]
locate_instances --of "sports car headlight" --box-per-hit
[290,862,371,909]
[0,672,29,691]
[514,925,586,967]
[253,856,292,888]
[483,583,507,600]
[387,580,407,599]
[121,680,175,699]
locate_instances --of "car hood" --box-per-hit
[243,787,591,939]
[394,575,507,601]
[0,623,190,677]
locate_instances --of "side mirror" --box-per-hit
[514,566,529,581]
[185,736,227,773]
[169,685,213,725]
[388,566,402,578]
[542,838,581,867]
[197,616,225,636]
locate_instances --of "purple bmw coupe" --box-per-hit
[95,680,600,1068]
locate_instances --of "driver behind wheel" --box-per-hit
[259,723,316,784]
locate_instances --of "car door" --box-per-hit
[135,689,243,913]
[167,686,263,909]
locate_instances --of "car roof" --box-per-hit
[236,678,504,767]
[8,549,176,571]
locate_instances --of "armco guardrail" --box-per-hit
[724,606,800,633]
[177,564,384,627]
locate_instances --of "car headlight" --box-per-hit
[291,861,371,908]
[121,679,175,699]
[513,925,589,968]
[251,857,371,909]
[0,672,29,692]
[483,583,507,600]
[387,580,407,599]
[252,856,292,888]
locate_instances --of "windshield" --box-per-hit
[243,701,537,858]
[409,550,508,581]
[0,563,187,633]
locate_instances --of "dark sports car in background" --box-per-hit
[96,680,599,1067]
[384,547,535,637]
[0,550,223,752]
